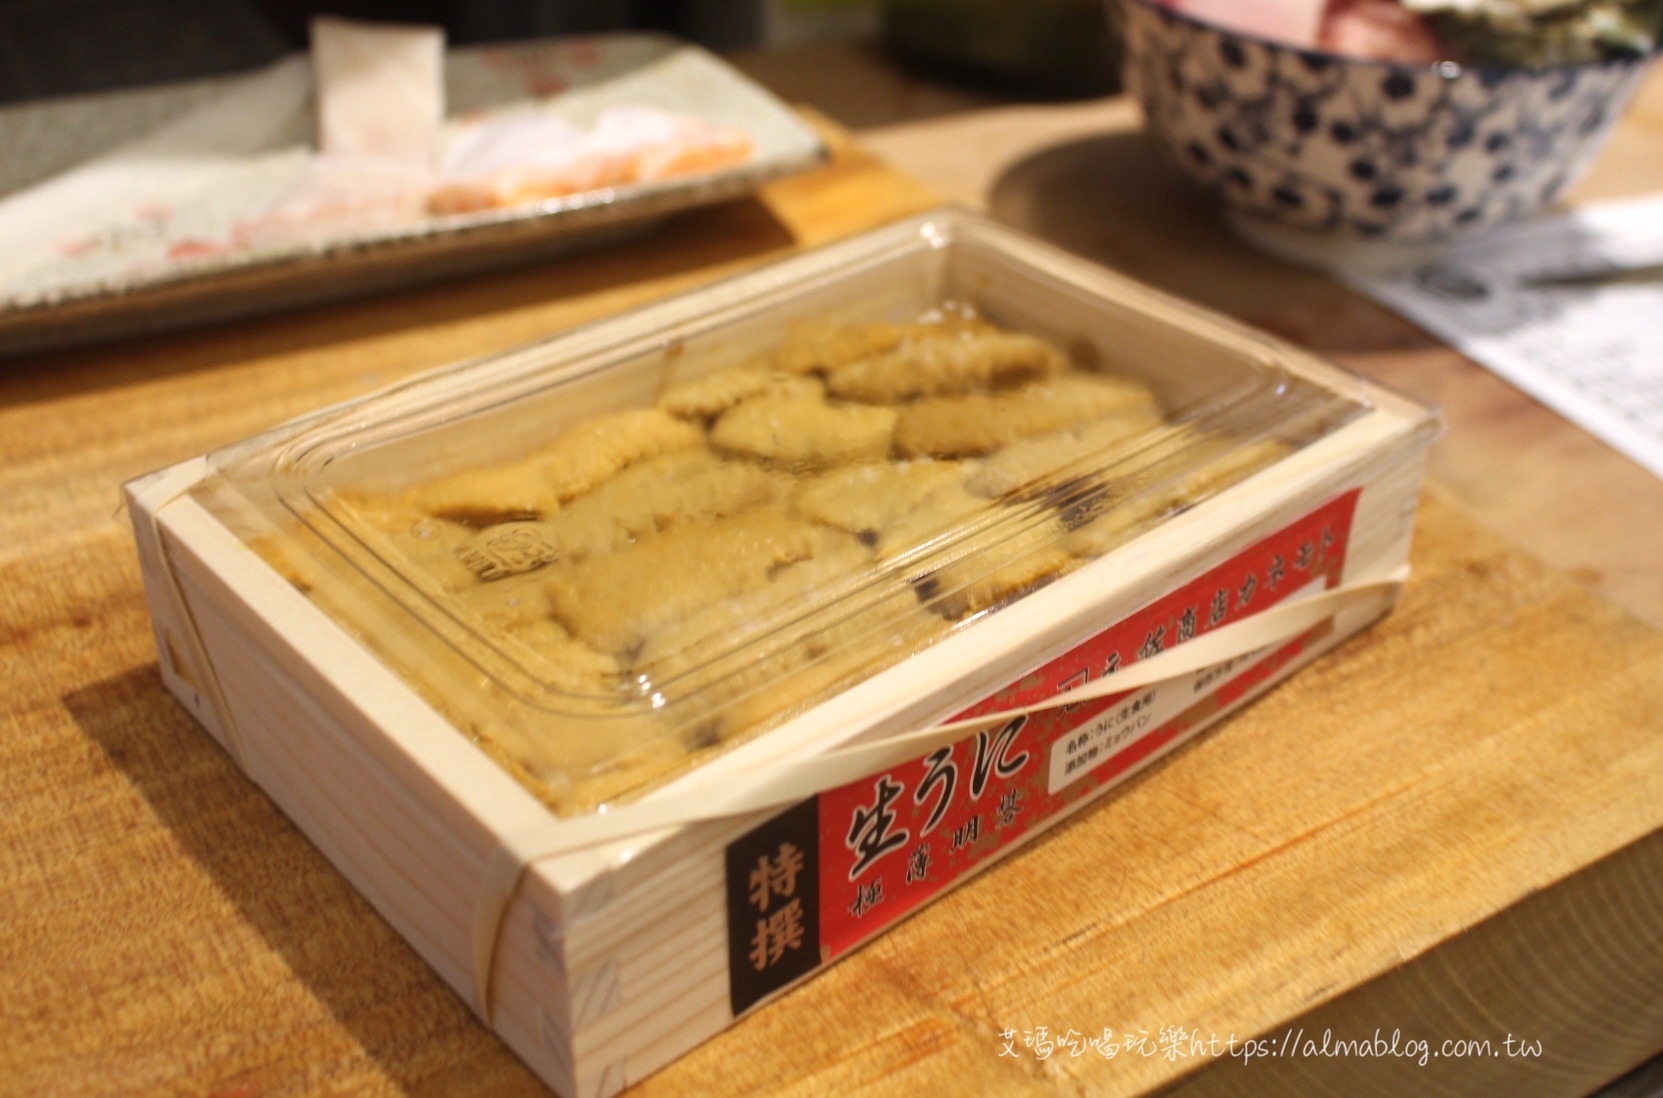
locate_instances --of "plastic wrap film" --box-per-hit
[192,211,1372,816]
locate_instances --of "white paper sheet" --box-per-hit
[1344,194,1663,481]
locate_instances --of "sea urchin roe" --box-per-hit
[922,517,1080,620]
[966,402,1169,499]
[699,597,953,743]
[825,330,1068,402]
[894,373,1162,458]
[543,508,854,656]
[769,322,911,375]
[335,491,486,594]
[454,449,787,580]
[870,473,987,558]
[1060,436,1291,559]
[401,457,564,527]
[454,569,622,683]
[769,318,991,375]
[325,311,1291,814]
[539,406,704,503]
[791,459,970,545]
[633,533,877,685]
[710,384,898,468]
[658,362,779,420]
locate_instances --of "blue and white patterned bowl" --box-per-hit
[1114,0,1656,267]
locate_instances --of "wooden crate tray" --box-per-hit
[5,116,1662,1098]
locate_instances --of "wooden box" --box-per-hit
[127,211,1438,1097]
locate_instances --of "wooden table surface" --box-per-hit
[4,55,1663,1098]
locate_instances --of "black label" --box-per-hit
[725,795,821,1015]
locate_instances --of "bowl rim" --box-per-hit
[1116,0,1662,78]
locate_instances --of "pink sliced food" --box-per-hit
[1320,0,1445,62]
[594,106,754,181]
[440,111,589,180]
[1155,0,1330,48]
[197,18,755,252]
[428,105,753,215]
[1157,0,1448,62]
[234,155,432,249]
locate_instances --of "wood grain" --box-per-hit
[3,108,1662,1098]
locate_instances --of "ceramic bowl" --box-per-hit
[1113,0,1657,268]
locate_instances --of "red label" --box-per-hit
[726,490,1360,1014]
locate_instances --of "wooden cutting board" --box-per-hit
[3,115,1661,1098]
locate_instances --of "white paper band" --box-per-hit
[470,566,1409,1020]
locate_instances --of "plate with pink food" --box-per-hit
[0,22,827,355]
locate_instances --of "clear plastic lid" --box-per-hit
[195,210,1369,815]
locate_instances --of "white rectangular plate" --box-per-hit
[0,33,826,355]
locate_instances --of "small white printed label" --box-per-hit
[1044,579,1323,796]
